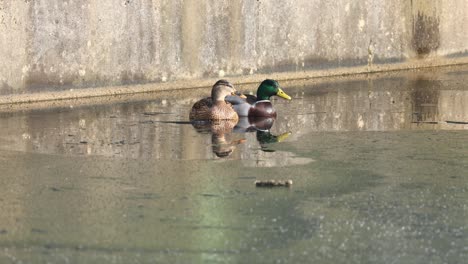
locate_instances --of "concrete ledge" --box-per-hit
[1,57,467,111]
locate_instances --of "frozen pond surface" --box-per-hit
[0,66,468,263]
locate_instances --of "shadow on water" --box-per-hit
[1,66,468,263]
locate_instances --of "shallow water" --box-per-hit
[0,67,468,263]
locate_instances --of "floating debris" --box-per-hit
[411,121,440,124]
[111,140,125,145]
[143,112,171,116]
[254,180,293,187]
[139,120,155,124]
[31,228,47,234]
[49,187,61,192]
[446,120,468,124]
[411,120,468,125]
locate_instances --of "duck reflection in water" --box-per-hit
[235,116,291,152]
[191,120,246,158]
[191,116,291,157]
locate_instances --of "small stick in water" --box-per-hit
[254,180,293,187]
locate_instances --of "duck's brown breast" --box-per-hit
[248,101,277,118]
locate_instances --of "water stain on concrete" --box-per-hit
[412,12,440,56]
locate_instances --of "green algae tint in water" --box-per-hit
[0,67,468,263]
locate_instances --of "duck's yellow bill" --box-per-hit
[276,132,292,142]
[277,88,291,100]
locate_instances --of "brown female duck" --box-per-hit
[189,80,239,121]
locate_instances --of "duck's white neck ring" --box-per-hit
[254,100,271,105]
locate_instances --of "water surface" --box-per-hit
[0,67,468,263]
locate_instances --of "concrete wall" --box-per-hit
[1,0,467,96]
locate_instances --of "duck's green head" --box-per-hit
[257,79,292,101]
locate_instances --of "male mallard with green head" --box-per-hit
[226,79,291,117]
[189,80,239,121]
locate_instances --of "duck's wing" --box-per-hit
[224,95,251,117]
[189,97,213,120]
[245,94,257,105]
[225,94,257,105]
[224,95,246,105]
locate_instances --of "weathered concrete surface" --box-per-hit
[0,0,468,100]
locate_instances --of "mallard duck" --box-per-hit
[226,79,291,117]
[189,80,239,121]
